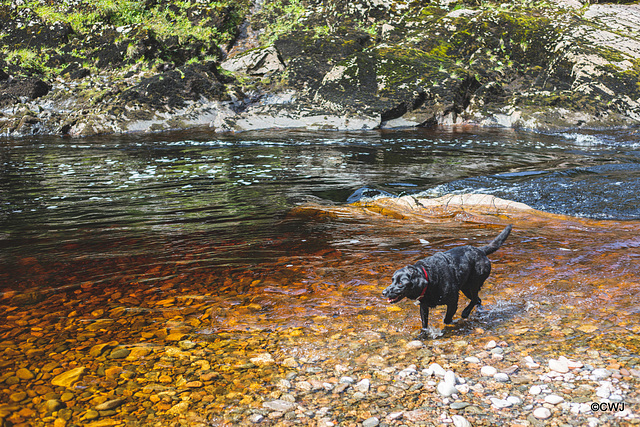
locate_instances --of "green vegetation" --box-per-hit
[253,0,307,44]
[1,0,250,78]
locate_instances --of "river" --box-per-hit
[0,127,638,426]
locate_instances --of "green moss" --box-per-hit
[253,0,307,44]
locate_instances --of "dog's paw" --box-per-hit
[417,329,431,340]
[417,326,444,340]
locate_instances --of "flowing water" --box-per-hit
[1,127,639,425]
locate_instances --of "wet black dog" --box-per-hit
[383,225,512,339]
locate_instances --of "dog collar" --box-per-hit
[417,266,429,300]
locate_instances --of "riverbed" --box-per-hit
[1,127,639,426]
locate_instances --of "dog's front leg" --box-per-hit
[418,303,430,339]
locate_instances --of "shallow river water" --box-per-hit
[0,127,639,426]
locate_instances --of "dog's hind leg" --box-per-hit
[461,282,483,318]
[461,297,481,318]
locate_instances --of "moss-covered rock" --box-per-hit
[1,0,639,136]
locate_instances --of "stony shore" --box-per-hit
[1,0,640,137]
[1,194,639,426]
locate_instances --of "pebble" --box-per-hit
[533,407,552,420]
[484,340,497,349]
[450,402,469,410]
[591,368,612,380]
[437,380,458,397]
[444,370,457,386]
[248,414,264,423]
[339,376,355,384]
[494,373,510,382]
[507,396,522,405]
[250,353,275,366]
[108,347,131,359]
[355,379,370,393]
[429,363,447,377]
[451,415,472,427]
[51,367,86,388]
[94,398,124,411]
[549,357,569,373]
[362,416,379,427]
[480,366,497,377]
[167,401,189,416]
[464,356,481,363]
[16,368,35,380]
[544,394,564,405]
[263,400,295,412]
[386,411,403,421]
[491,397,513,408]
[406,340,424,349]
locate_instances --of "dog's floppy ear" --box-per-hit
[407,265,428,299]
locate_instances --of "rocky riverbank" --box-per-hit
[1,0,639,137]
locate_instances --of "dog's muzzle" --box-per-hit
[382,287,404,303]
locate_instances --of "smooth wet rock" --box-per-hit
[167,401,189,415]
[533,407,551,420]
[94,398,125,411]
[444,371,457,386]
[405,340,424,349]
[362,417,379,427]
[355,379,370,393]
[108,347,131,359]
[544,394,564,405]
[429,363,446,377]
[16,368,35,380]
[491,397,513,408]
[9,391,27,402]
[43,399,64,412]
[592,368,612,380]
[437,380,458,397]
[480,366,497,377]
[451,415,472,427]
[494,373,510,382]
[250,353,275,366]
[51,367,86,388]
[548,358,569,373]
[263,400,295,412]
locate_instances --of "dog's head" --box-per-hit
[383,265,427,303]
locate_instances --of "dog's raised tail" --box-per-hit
[480,225,512,255]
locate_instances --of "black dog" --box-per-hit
[382,225,512,339]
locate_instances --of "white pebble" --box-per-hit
[339,376,354,384]
[549,358,569,374]
[437,380,458,397]
[481,366,497,377]
[533,407,552,420]
[507,396,522,405]
[529,385,542,395]
[484,340,497,349]
[451,414,472,427]
[545,394,564,404]
[592,368,612,380]
[490,397,512,408]
[465,356,481,363]
[493,373,509,382]
[455,384,470,394]
[444,370,457,386]
[430,363,446,377]
[406,340,424,349]
[355,379,370,393]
